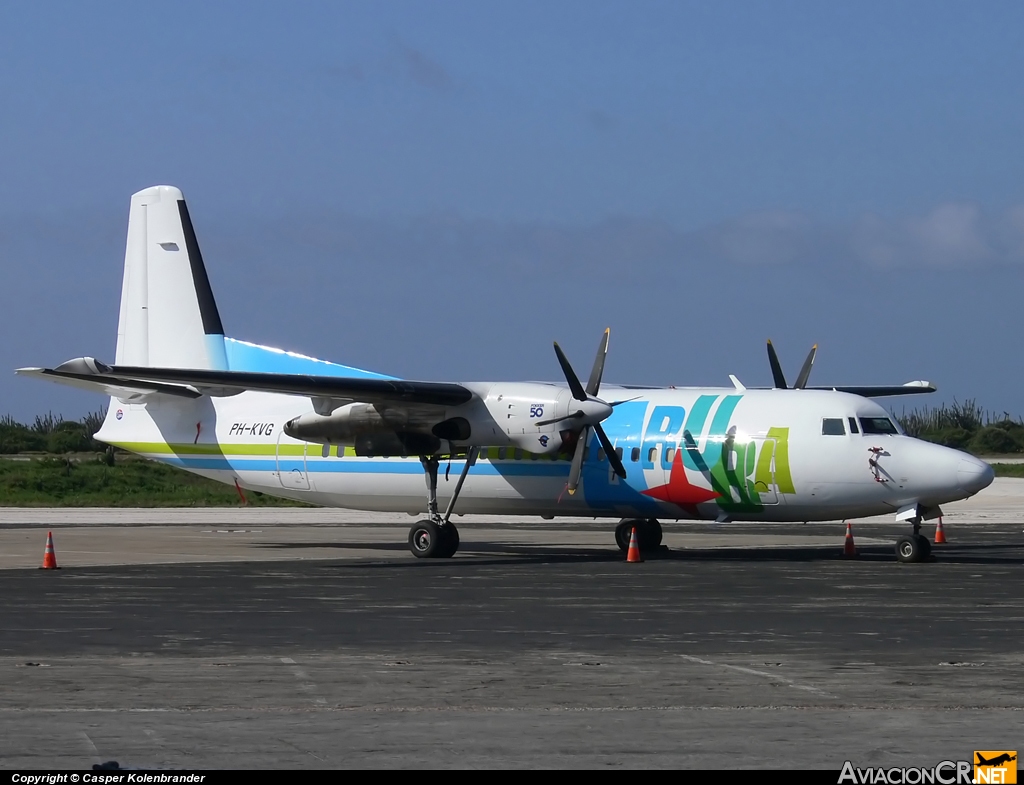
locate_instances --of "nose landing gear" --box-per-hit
[894,517,932,563]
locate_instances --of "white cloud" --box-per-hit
[850,203,1024,268]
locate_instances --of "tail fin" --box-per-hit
[115,185,228,370]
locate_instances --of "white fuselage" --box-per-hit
[95,385,993,523]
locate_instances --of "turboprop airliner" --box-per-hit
[18,186,994,563]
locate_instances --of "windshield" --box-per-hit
[859,417,899,435]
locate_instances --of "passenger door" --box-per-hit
[276,431,310,490]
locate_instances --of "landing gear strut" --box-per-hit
[894,517,932,564]
[615,518,662,552]
[408,449,477,559]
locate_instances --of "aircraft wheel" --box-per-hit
[617,519,661,552]
[895,534,926,564]
[917,533,932,558]
[438,522,460,558]
[643,518,663,549]
[409,520,444,558]
[615,519,641,552]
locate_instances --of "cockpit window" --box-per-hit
[859,417,898,435]
[848,417,859,434]
[822,418,846,435]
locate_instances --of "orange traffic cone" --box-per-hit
[626,526,643,563]
[843,522,857,558]
[934,516,947,544]
[40,531,59,570]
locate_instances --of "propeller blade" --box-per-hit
[794,344,818,389]
[610,396,642,407]
[594,423,627,479]
[585,328,610,397]
[536,411,584,427]
[566,426,589,494]
[553,342,588,401]
[766,340,788,389]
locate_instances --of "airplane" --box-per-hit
[976,754,1017,767]
[18,186,994,564]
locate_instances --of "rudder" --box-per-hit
[115,185,227,370]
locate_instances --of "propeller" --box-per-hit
[545,329,626,495]
[766,340,817,390]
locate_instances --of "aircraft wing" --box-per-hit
[111,364,473,406]
[18,357,474,408]
[805,381,936,397]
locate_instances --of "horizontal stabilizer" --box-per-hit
[16,359,201,402]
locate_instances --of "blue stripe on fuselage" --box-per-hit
[155,454,570,477]
[580,400,662,514]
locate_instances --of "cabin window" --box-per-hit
[647,446,658,464]
[336,445,344,457]
[848,417,859,434]
[665,447,676,464]
[822,418,846,436]
[513,449,522,460]
[859,417,898,435]
[631,447,640,462]
[616,447,623,462]
[498,447,506,460]
[597,448,606,462]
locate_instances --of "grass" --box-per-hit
[0,454,311,507]
[990,463,1024,478]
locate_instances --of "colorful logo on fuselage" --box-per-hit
[637,395,794,514]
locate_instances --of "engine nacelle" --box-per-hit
[284,403,470,457]
[283,382,589,457]
[475,382,574,456]
[284,403,389,444]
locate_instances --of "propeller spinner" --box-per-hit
[544,329,627,495]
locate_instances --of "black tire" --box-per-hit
[438,523,460,558]
[915,533,931,558]
[895,534,925,564]
[615,519,640,552]
[642,518,663,549]
[409,520,443,558]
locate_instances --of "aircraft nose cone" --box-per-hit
[957,456,994,495]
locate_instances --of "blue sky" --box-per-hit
[2,2,1023,420]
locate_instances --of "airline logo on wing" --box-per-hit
[975,751,1017,784]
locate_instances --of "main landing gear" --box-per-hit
[894,517,932,564]
[408,449,478,559]
[615,518,662,552]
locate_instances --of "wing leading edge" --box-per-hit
[17,357,474,408]
[805,382,937,397]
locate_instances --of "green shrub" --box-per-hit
[896,401,1024,455]
[968,426,1022,455]
[47,422,92,453]
[918,427,972,449]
